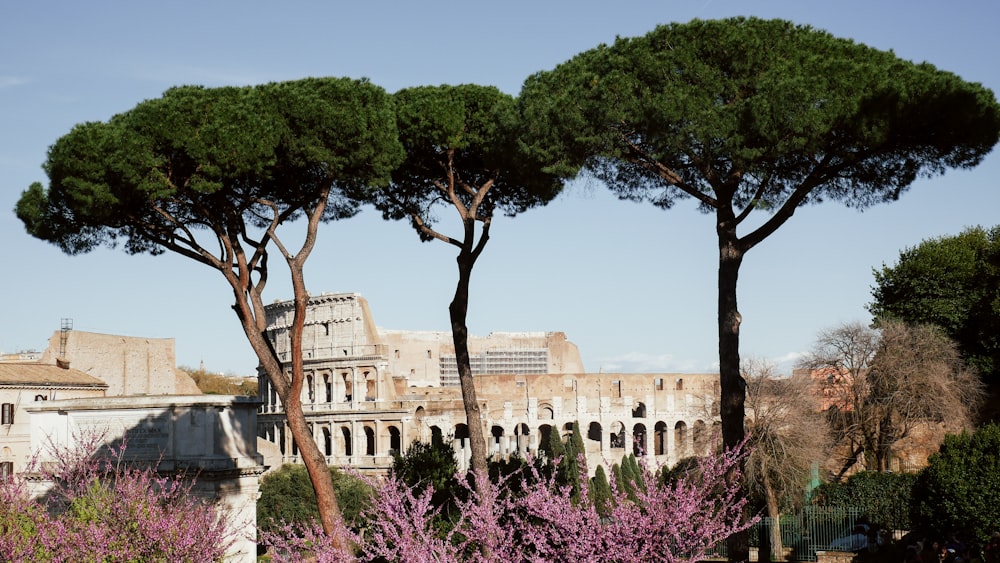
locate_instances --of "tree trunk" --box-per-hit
[718,222,750,563]
[221,234,347,547]
[764,474,784,562]
[286,279,346,541]
[230,287,346,548]
[451,253,490,477]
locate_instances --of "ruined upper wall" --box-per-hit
[264,293,383,362]
[39,331,191,396]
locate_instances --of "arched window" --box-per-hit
[388,426,401,455]
[632,402,646,418]
[364,426,376,456]
[632,423,647,456]
[364,371,376,401]
[609,421,625,449]
[588,421,603,444]
[654,422,668,456]
[515,423,530,454]
[341,426,352,456]
[674,421,688,459]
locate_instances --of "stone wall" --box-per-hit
[39,330,197,396]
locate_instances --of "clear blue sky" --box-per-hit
[2,1,998,376]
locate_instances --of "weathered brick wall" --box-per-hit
[41,331,182,396]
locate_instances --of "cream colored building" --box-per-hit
[4,328,262,561]
[0,363,108,476]
[257,292,720,474]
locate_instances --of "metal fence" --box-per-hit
[710,506,864,562]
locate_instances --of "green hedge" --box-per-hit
[811,470,917,531]
[911,424,1000,544]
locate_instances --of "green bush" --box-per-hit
[391,439,464,526]
[911,424,1000,544]
[811,470,917,531]
[257,464,372,535]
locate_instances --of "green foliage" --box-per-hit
[614,453,645,503]
[658,456,703,487]
[520,17,1000,208]
[537,422,587,503]
[17,77,403,259]
[871,225,1000,382]
[811,471,917,531]
[391,439,462,522]
[589,465,613,517]
[257,464,372,535]
[911,424,1000,543]
[539,426,564,462]
[370,84,565,238]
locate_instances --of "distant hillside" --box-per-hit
[181,367,258,396]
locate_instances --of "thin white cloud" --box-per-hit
[593,350,806,376]
[0,76,29,89]
[768,351,808,376]
[592,351,717,374]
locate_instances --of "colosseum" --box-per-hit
[257,292,720,474]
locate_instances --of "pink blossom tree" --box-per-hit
[0,432,233,562]
[261,444,754,563]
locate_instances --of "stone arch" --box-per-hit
[539,403,554,420]
[388,426,401,456]
[632,402,646,418]
[538,423,554,451]
[514,422,531,454]
[414,406,425,440]
[323,426,332,457]
[454,423,470,448]
[364,370,376,401]
[632,423,647,456]
[430,425,443,445]
[321,370,333,403]
[587,421,603,443]
[609,420,625,449]
[654,421,668,456]
[453,423,471,465]
[341,371,352,402]
[490,425,505,456]
[364,425,376,456]
[674,421,688,459]
[341,426,353,456]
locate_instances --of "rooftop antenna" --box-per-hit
[59,318,73,358]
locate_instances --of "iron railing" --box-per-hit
[710,506,864,562]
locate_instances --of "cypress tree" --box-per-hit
[589,465,613,517]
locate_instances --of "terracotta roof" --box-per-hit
[0,363,107,387]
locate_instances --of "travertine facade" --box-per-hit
[257,292,720,474]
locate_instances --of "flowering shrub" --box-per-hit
[261,444,754,563]
[0,432,232,562]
